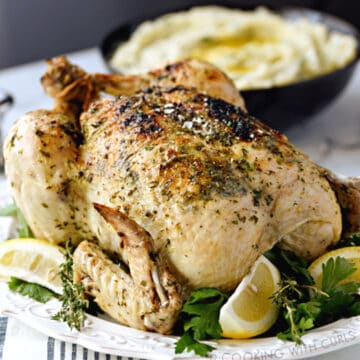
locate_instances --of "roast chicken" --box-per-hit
[4,57,359,334]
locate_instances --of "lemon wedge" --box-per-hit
[219,255,280,338]
[0,238,64,294]
[308,246,360,287]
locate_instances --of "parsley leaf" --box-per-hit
[350,301,360,316]
[321,257,356,293]
[175,288,228,356]
[175,331,214,357]
[8,277,58,303]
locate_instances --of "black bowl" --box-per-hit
[100,7,360,131]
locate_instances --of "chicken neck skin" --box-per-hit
[5,57,342,295]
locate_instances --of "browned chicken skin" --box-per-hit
[5,56,355,334]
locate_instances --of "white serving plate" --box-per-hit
[1,281,360,359]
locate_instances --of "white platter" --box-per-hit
[1,180,360,359]
[1,282,360,360]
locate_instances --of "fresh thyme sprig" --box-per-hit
[271,279,324,344]
[52,241,88,331]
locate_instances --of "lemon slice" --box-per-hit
[0,238,64,294]
[308,246,360,287]
[219,255,280,339]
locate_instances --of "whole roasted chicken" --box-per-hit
[4,57,359,334]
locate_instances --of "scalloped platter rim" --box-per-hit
[1,282,360,360]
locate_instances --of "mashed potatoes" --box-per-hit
[110,6,357,90]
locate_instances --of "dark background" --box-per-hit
[0,0,359,69]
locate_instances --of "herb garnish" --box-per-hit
[264,246,314,285]
[269,251,360,344]
[175,288,228,356]
[52,241,88,331]
[8,277,59,303]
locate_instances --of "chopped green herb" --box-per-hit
[265,194,273,206]
[253,189,262,206]
[249,215,258,224]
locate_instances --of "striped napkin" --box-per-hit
[0,317,6,359]
[0,316,142,360]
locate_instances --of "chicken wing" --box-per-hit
[73,204,181,334]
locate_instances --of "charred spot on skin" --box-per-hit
[191,94,285,146]
[123,113,163,135]
[204,96,258,141]
[116,99,133,114]
[59,121,84,146]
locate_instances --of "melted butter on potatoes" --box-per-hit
[111,6,357,90]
